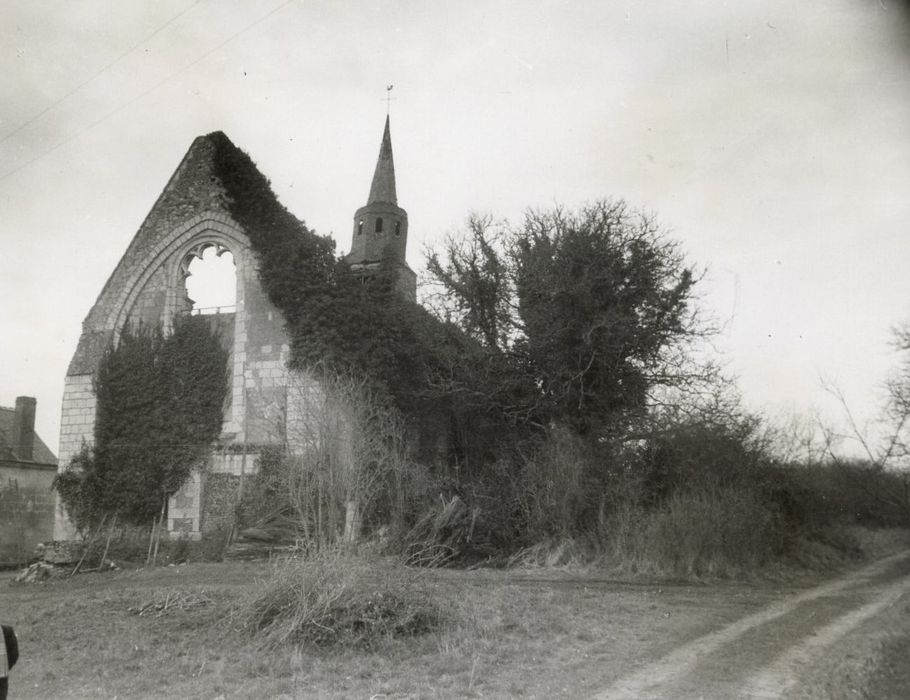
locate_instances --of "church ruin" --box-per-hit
[55,117,414,539]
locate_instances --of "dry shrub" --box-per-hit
[242,368,424,548]
[401,495,475,567]
[515,427,601,541]
[774,461,909,530]
[80,525,230,566]
[507,537,595,568]
[602,487,784,578]
[783,530,862,572]
[397,488,530,566]
[646,487,781,577]
[231,549,445,649]
[396,428,615,565]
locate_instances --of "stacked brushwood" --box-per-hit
[224,509,301,560]
[129,590,213,617]
[14,562,63,583]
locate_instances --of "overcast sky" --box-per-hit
[1,0,909,457]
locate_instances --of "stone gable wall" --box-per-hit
[57,374,96,474]
[56,134,304,539]
[81,137,231,333]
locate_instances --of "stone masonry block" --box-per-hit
[170,517,194,533]
[174,493,194,510]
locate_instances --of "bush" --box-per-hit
[231,549,445,649]
[760,461,910,537]
[641,487,782,577]
[507,485,788,576]
[514,427,601,541]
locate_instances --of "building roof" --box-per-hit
[0,405,57,466]
[367,116,398,205]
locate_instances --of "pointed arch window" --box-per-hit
[181,242,237,315]
[394,221,402,237]
[358,220,364,235]
[375,217,384,233]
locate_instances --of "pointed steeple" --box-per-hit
[347,114,415,302]
[367,115,398,205]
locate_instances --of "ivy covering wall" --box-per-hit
[210,134,471,420]
[56,317,229,529]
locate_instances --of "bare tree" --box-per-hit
[261,366,420,546]
[818,369,910,525]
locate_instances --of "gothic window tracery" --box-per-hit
[180,242,236,314]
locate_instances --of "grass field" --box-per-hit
[2,529,906,699]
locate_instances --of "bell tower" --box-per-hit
[347,116,416,301]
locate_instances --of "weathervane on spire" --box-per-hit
[385,84,394,115]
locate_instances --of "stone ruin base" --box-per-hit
[11,540,118,583]
[11,540,82,583]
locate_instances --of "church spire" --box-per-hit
[367,115,397,205]
[347,114,416,302]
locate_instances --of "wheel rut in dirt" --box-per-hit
[592,551,910,700]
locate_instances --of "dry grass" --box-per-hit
[1,556,805,699]
[507,520,907,585]
[2,530,907,699]
[230,549,444,649]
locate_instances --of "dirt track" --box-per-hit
[593,551,910,699]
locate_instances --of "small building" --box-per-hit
[0,397,58,566]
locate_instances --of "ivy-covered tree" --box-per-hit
[55,317,229,529]
[426,200,711,436]
[426,214,516,352]
[158,316,231,495]
[91,322,167,522]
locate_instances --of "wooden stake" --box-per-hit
[152,498,166,566]
[98,511,118,570]
[146,513,158,566]
[71,512,107,577]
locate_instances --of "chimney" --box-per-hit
[12,396,36,462]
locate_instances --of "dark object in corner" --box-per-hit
[1,624,18,700]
